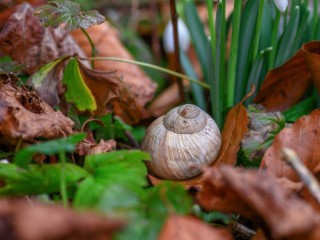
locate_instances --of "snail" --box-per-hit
[142,104,221,180]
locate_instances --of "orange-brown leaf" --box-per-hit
[261,109,320,181]
[159,214,234,240]
[76,59,141,123]
[302,41,320,92]
[71,23,157,109]
[197,166,320,240]
[254,50,312,111]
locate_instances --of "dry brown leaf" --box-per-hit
[254,50,312,111]
[71,23,157,110]
[76,139,116,156]
[212,89,253,167]
[0,199,123,240]
[0,74,73,147]
[260,109,320,181]
[76,59,141,123]
[0,3,85,74]
[159,214,234,240]
[197,166,320,240]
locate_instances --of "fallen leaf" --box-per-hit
[212,89,253,166]
[76,139,116,156]
[260,109,320,181]
[0,3,86,74]
[0,199,123,240]
[63,58,141,123]
[159,214,234,240]
[254,50,312,111]
[0,74,73,147]
[71,22,157,110]
[197,166,320,240]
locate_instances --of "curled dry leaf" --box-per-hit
[71,22,157,110]
[302,41,320,92]
[159,214,234,240]
[0,3,85,74]
[197,166,320,240]
[0,199,123,240]
[0,75,73,147]
[70,58,141,123]
[76,139,116,156]
[254,50,312,111]
[261,109,320,181]
[212,89,253,167]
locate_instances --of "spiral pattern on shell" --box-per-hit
[142,104,221,180]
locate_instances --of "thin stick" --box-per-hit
[169,0,185,102]
[282,148,320,204]
[79,56,210,88]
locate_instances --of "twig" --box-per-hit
[232,221,256,239]
[169,0,185,102]
[282,148,320,204]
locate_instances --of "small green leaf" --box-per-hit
[35,0,105,31]
[62,58,97,111]
[0,163,88,196]
[14,133,86,168]
[74,150,149,208]
[30,57,67,88]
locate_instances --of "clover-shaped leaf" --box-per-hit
[34,0,105,31]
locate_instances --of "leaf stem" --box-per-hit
[59,151,68,207]
[78,56,210,89]
[268,10,281,70]
[226,0,242,107]
[80,27,97,69]
[252,0,264,60]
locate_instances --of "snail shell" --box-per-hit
[142,104,221,180]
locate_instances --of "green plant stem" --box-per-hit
[80,27,96,69]
[268,10,281,70]
[59,151,68,207]
[252,0,264,60]
[312,0,319,39]
[226,0,242,107]
[79,56,210,88]
[219,0,226,110]
[205,0,221,127]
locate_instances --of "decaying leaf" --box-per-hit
[34,0,105,31]
[0,3,86,74]
[254,50,312,111]
[261,109,320,181]
[63,58,141,123]
[241,104,285,165]
[197,166,320,240]
[0,199,123,240]
[0,74,73,147]
[76,139,116,156]
[159,214,234,240]
[212,90,253,167]
[71,22,157,110]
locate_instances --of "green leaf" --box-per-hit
[283,96,317,122]
[74,150,149,208]
[14,133,86,168]
[30,57,67,88]
[62,58,97,111]
[34,0,105,31]
[275,6,300,67]
[0,163,88,196]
